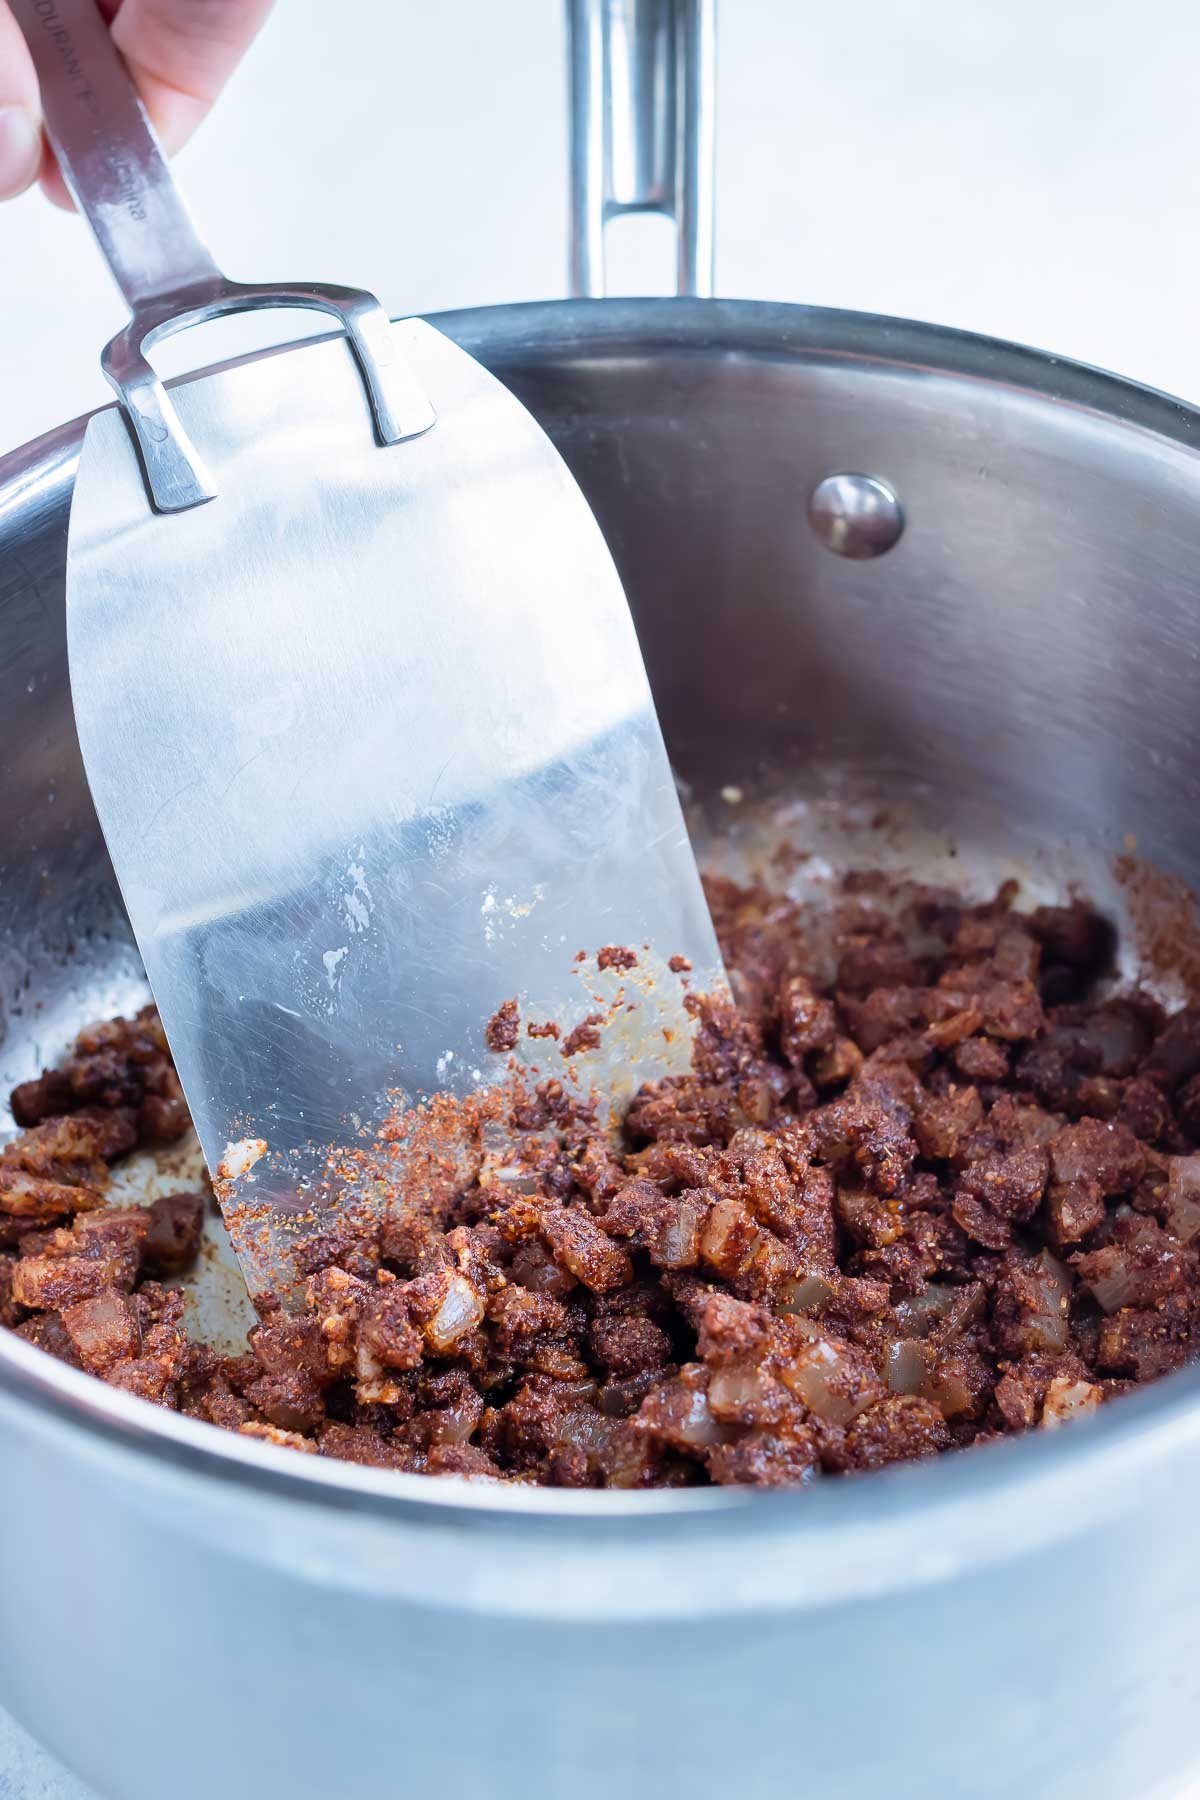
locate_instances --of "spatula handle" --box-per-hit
[567,0,716,298]
[12,0,221,309]
[10,0,434,513]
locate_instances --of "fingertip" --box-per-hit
[39,161,76,212]
[0,105,42,202]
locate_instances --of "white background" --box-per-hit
[3,0,1200,1792]
[3,0,1200,459]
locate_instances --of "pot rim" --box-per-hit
[4,295,1199,504]
[3,293,1199,1558]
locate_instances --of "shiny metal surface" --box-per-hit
[69,318,722,1292]
[22,1,722,1293]
[3,298,1200,1797]
[12,0,433,511]
[808,470,906,558]
[568,0,716,295]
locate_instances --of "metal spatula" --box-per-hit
[15,0,724,1301]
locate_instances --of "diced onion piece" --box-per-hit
[562,1411,654,1490]
[426,1398,482,1445]
[655,1199,702,1269]
[423,1274,485,1352]
[1165,1155,1200,1243]
[942,1281,987,1338]
[510,1241,574,1295]
[781,1321,873,1425]
[886,1338,933,1395]
[217,1136,267,1182]
[1080,1010,1144,1078]
[638,1377,728,1448]
[557,1407,613,1454]
[1089,1272,1135,1315]
[779,1272,834,1318]
[1023,1250,1072,1354]
[1081,1248,1136,1315]
[599,1373,656,1418]
[708,1363,770,1419]
[356,1377,405,1406]
[892,1284,958,1339]
[61,1290,139,1373]
[1041,1374,1102,1430]
[479,1126,548,1194]
[239,1422,316,1454]
[672,1386,728,1448]
[493,1166,542,1194]
[699,1197,762,1277]
[921,1357,976,1420]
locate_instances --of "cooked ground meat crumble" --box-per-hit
[6,871,1200,1487]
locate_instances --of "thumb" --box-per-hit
[33,0,275,210]
[110,0,275,152]
[0,3,44,200]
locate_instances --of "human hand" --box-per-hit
[0,0,274,204]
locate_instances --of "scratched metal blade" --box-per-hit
[65,319,725,1299]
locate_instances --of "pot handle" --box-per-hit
[10,0,434,512]
[567,0,716,298]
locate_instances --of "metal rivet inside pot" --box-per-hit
[808,473,904,559]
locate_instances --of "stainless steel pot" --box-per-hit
[3,295,1200,1800]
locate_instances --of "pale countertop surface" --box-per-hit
[4,0,1200,1793]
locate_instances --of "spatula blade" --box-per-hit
[66,319,723,1296]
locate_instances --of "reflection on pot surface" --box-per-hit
[2,302,1200,1800]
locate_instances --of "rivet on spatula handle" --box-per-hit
[11,0,434,512]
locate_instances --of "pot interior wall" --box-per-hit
[3,301,1200,1116]
[489,317,1200,870]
